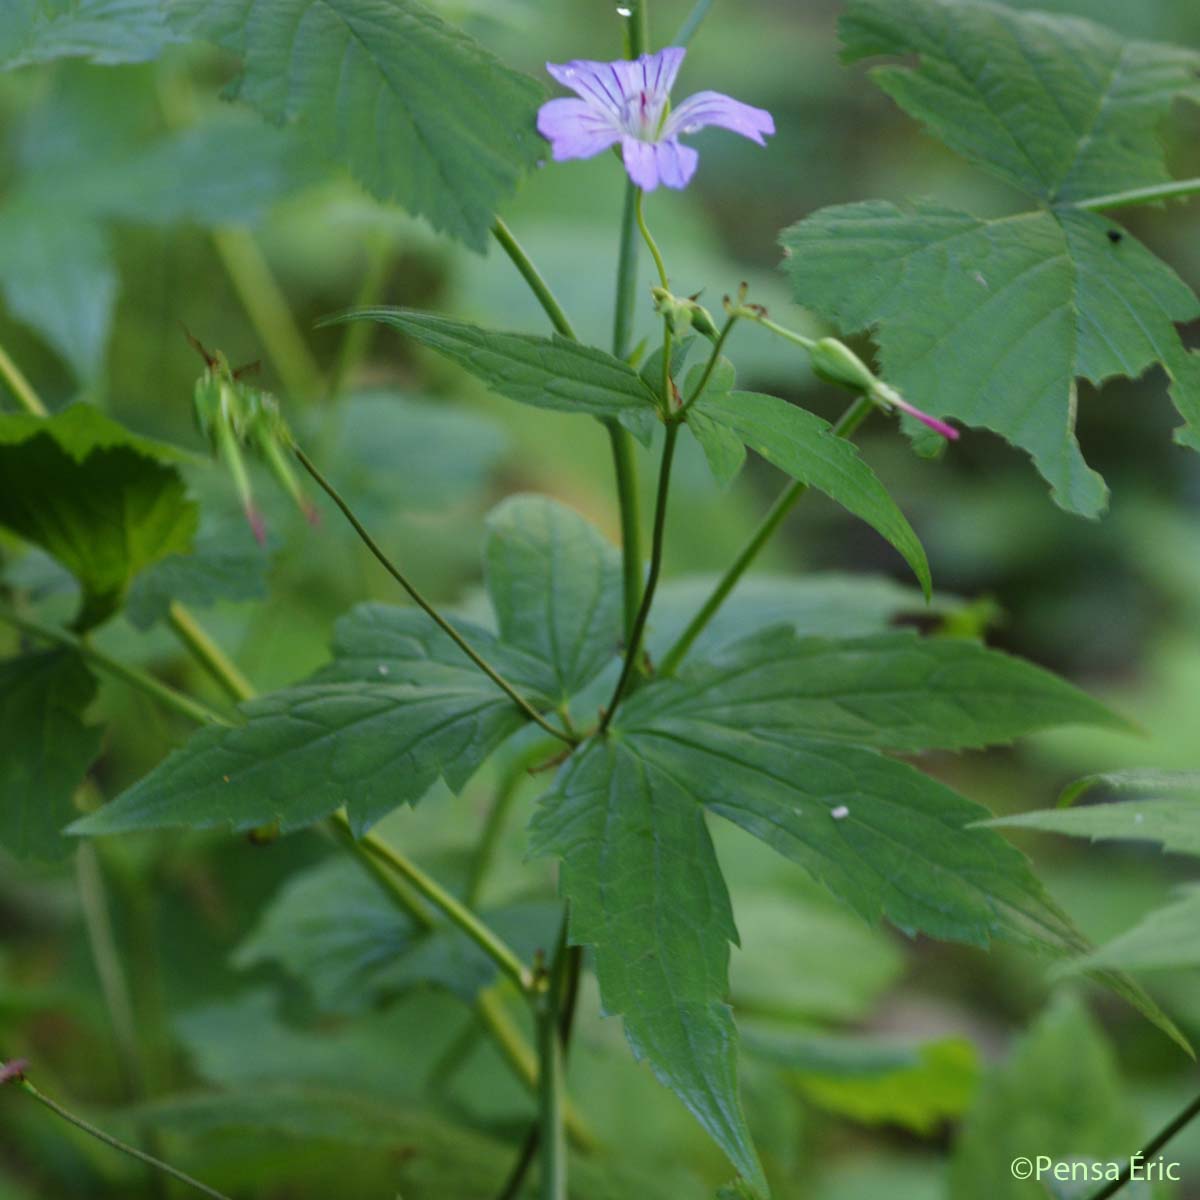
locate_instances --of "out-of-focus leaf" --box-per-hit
[483,494,621,704]
[529,738,766,1195]
[0,651,101,860]
[328,310,660,441]
[949,994,1142,1199]
[0,0,180,69]
[691,388,930,596]
[782,0,1200,517]
[1071,887,1200,973]
[169,0,544,248]
[744,1028,979,1133]
[0,406,197,629]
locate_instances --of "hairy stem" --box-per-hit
[293,445,576,746]
[1088,1091,1200,1200]
[0,606,227,727]
[212,227,323,403]
[0,342,48,416]
[4,1068,232,1200]
[674,0,715,45]
[165,602,255,704]
[1073,177,1200,213]
[601,420,680,729]
[658,395,875,676]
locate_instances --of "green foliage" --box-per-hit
[329,308,660,440]
[0,406,197,629]
[0,0,179,69]
[688,375,931,596]
[743,1028,979,1134]
[484,495,622,704]
[949,994,1142,1199]
[170,0,544,248]
[0,651,101,860]
[782,0,1200,517]
[1075,886,1200,973]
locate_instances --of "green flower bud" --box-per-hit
[651,286,694,335]
[808,337,878,394]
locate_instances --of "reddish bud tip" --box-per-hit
[303,500,321,527]
[0,1059,29,1085]
[246,506,268,547]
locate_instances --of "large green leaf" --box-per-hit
[170,0,544,248]
[0,651,102,860]
[949,994,1142,1199]
[529,738,767,1195]
[483,495,622,704]
[327,309,660,441]
[689,387,931,596]
[782,0,1200,517]
[71,608,530,838]
[0,406,198,629]
[0,0,179,68]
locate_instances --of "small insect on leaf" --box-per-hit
[1107,230,1124,244]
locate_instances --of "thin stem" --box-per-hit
[612,185,642,362]
[679,312,738,414]
[212,227,323,403]
[635,190,673,414]
[0,606,228,728]
[6,1070,233,1200]
[165,602,255,704]
[342,814,536,996]
[1072,177,1200,213]
[491,219,577,340]
[537,934,568,1200]
[658,396,875,676]
[1088,1091,1200,1200]
[621,0,651,57]
[601,421,679,730]
[749,311,817,353]
[0,342,48,416]
[293,445,575,747]
[673,0,715,45]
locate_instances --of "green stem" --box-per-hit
[679,313,738,414]
[212,227,323,403]
[537,936,568,1200]
[0,342,48,416]
[673,0,715,45]
[6,1070,233,1200]
[635,190,673,414]
[293,445,576,747]
[657,395,874,676]
[75,845,167,1200]
[0,606,227,728]
[601,420,679,729]
[491,216,643,640]
[326,232,392,402]
[1087,1091,1200,1200]
[612,184,642,363]
[491,219,577,340]
[340,814,536,996]
[622,0,651,57]
[1072,177,1200,213]
[165,602,255,704]
[749,311,817,353]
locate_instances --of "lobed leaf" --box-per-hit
[0,406,198,629]
[1071,887,1200,974]
[327,309,660,441]
[169,0,545,248]
[690,387,931,595]
[0,0,180,69]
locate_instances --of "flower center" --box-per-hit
[621,90,669,141]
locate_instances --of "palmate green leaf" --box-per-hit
[689,386,931,596]
[0,406,198,629]
[233,856,559,1011]
[169,0,544,249]
[949,994,1142,1200]
[0,651,102,861]
[782,0,1200,517]
[328,309,660,442]
[484,495,622,704]
[0,0,179,69]
[529,738,767,1196]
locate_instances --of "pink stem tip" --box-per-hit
[891,395,959,441]
[0,1059,29,1085]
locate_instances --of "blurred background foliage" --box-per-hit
[1,1,1200,1197]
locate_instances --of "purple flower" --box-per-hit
[537,47,774,191]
